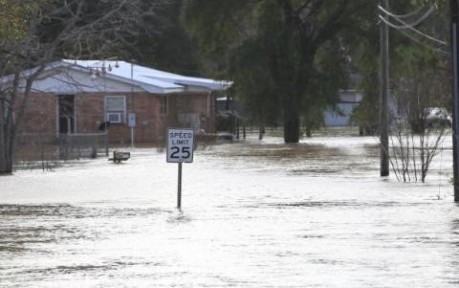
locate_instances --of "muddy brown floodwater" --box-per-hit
[1,135,458,287]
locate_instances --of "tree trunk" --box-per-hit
[0,73,22,175]
[0,102,13,175]
[0,102,6,174]
[0,132,14,175]
[1,151,13,175]
[283,112,300,143]
[305,126,312,138]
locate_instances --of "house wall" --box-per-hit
[190,92,214,133]
[76,92,105,133]
[204,93,214,133]
[167,92,215,133]
[19,91,215,145]
[76,92,168,144]
[130,92,166,144]
[17,92,57,136]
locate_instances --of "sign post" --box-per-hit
[128,113,136,148]
[167,128,194,210]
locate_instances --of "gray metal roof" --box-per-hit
[63,60,232,94]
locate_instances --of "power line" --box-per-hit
[378,5,447,46]
[378,4,437,29]
[378,4,438,19]
[378,15,448,54]
[384,18,450,56]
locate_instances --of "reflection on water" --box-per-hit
[0,136,458,287]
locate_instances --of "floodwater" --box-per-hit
[1,135,459,287]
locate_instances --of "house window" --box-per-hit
[160,95,168,115]
[105,95,126,124]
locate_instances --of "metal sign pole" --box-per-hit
[131,127,135,148]
[128,113,136,148]
[177,162,182,210]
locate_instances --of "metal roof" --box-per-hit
[62,59,232,94]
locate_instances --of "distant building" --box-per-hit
[323,90,363,127]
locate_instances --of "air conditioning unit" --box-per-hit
[106,112,123,124]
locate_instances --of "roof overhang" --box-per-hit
[1,59,233,95]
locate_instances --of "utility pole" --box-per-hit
[380,0,390,177]
[451,0,459,201]
[129,60,136,148]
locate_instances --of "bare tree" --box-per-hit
[0,0,160,174]
[389,121,449,183]
[388,48,451,183]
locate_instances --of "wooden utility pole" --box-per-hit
[380,0,390,177]
[451,0,459,201]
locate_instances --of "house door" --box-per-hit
[58,95,75,134]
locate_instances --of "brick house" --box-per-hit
[16,60,231,145]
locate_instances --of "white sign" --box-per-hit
[167,128,194,163]
[128,113,136,128]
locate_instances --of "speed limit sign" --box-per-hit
[167,128,194,163]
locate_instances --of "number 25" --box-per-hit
[171,146,191,159]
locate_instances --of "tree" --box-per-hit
[133,0,200,75]
[351,1,450,135]
[351,0,451,182]
[389,25,451,182]
[0,0,160,175]
[389,46,451,182]
[183,0,373,143]
[384,1,450,183]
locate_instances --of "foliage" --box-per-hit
[183,0,373,143]
[120,0,200,74]
[388,36,450,183]
[349,0,451,182]
[352,0,451,134]
[392,46,450,130]
[0,0,48,41]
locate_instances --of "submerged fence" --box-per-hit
[15,132,109,163]
[58,133,109,160]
